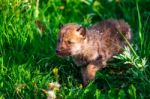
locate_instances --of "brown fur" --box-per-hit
[56,19,132,86]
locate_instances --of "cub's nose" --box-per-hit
[56,49,60,54]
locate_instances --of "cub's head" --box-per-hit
[56,23,86,56]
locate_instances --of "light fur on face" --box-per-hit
[70,43,82,55]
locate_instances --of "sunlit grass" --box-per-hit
[0,0,150,98]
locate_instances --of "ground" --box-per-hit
[0,0,150,98]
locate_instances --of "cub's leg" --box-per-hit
[81,64,99,86]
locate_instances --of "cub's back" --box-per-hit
[89,19,131,40]
[87,19,132,60]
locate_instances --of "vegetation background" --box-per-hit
[0,0,150,98]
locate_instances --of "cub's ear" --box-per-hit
[76,26,86,37]
[59,23,64,29]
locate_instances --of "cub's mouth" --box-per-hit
[56,49,71,56]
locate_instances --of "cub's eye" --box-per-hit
[67,41,73,44]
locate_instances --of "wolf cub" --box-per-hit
[56,19,131,86]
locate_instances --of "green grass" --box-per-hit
[0,0,150,98]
